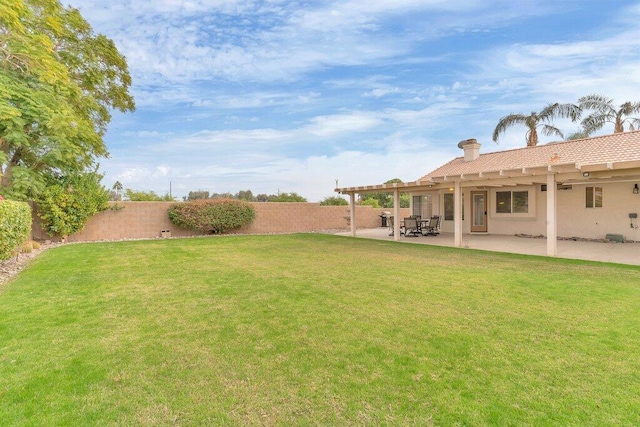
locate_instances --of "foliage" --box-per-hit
[2,235,640,424]
[493,103,581,146]
[21,240,40,253]
[209,192,233,199]
[108,181,123,201]
[235,190,256,201]
[0,0,135,199]
[319,196,348,206]
[168,198,255,233]
[565,130,590,141]
[266,192,307,202]
[359,197,380,207]
[186,190,210,200]
[35,172,109,238]
[184,189,308,202]
[0,199,31,260]
[125,189,174,201]
[579,94,640,134]
[358,178,410,208]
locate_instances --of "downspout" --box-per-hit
[546,173,557,256]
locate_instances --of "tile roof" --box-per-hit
[419,130,640,181]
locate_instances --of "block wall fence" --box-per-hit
[31,202,411,242]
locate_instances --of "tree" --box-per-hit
[35,171,109,239]
[209,192,233,199]
[0,0,135,199]
[359,178,410,208]
[578,94,640,135]
[125,189,174,201]
[320,196,348,206]
[186,190,209,200]
[492,103,580,147]
[235,190,256,201]
[109,180,123,201]
[565,130,590,141]
[359,198,380,208]
[267,192,307,202]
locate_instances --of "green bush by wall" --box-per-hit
[168,198,255,233]
[0,200,32,260]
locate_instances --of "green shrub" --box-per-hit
[36,172,109,238]
[21,241,33,254]
[168,198,256,233]
[360,198,380,208]
[320,196,348,206]
[0,200,32,260]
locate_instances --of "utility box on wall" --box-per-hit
[160,230,171,238]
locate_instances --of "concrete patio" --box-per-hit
[336,227,640,266]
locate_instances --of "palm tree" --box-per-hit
[579,94,640,134]
[112,180,123,201]
[565,130,590,141]
[492,103,581,147]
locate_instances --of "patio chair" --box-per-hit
[422,215,441,236]
[412,215,422,234]
[403,217,420,237]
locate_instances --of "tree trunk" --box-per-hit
[614,119,624,133]
[527,127,539,147]
[1,163,12,188]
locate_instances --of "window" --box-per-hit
[495,190,529,214]
[413,194,433,218]
[443,193,464,221]
[496,191,511,213]
[444,193,454,220]
[586,186,603,208]
[513,191,528,213]
[412,195,422,217]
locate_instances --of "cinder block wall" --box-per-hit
[31,202,410,242]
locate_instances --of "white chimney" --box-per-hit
[457,138,481,162]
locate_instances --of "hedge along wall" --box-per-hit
[0,200,32,260]
[30,202,411,242]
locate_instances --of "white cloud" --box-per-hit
[364,87,401,98]
[63,0,640,203]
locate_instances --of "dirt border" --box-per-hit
[0,243,59,286]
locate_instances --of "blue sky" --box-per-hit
[67,0,640,201]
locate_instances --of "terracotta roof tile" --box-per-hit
[419,130,640,181]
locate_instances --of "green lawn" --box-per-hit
[1,234,640,425]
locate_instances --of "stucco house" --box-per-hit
[336,130,640,256]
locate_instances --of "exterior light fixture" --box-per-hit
[582,172,590,177]
[634,184,639,194]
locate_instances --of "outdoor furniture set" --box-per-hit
[388,215,441,237]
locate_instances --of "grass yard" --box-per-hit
[1,234,640,425]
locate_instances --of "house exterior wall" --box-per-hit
[557,182,640,241]
[31,202,411,242]
[413,181,640,241]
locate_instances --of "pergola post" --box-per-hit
[350,193,356,237]
[454,181,462,247]
[546,173,557,256]
[393,188,400,242]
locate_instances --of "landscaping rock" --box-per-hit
[0,242,58,286]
